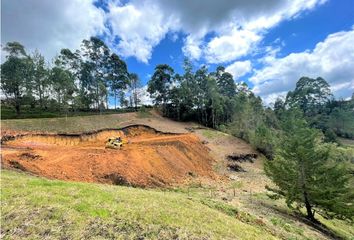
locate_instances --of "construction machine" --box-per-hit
[105,136,128,149]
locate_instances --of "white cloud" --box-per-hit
[205,29,261,63]
[262,91,288,106]
[1,0,106,61]
[138,85,154,106]
[172,0,326,63]
[225,60,252,79]
[105,0,325,63]
[251,28,354,104]
[107,0,179,63]
[2,0,327,66]
[182,35,203,60]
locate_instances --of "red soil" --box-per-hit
[1,126,216,187]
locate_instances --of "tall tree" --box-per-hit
[265,112,353,221]
[108,53,129,109]
[285,77,333,116]
[195,66,209,124]
[129,73,141,111]
[1,42,32,115]
[81,37,110,110]
[31,50,49,109]
[49,62,76,112]
[57,48,85,109]
[148,64,174,115]
[215,66,236,98]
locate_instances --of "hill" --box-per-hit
[1,111,353,239]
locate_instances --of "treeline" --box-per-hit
[148,60,354,158]
[1,38,142,116]
[147,59,277,158]
[148,59,265,128]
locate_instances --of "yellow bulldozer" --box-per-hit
[105,136,128,149]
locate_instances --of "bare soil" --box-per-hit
[1,125,217,187]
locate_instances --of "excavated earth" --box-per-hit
[1,125,216,187]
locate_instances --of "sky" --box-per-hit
[2,0,354,106]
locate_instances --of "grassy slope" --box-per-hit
[1,170,277,240]
[0,105,136,120]
[2,113,353,239]
[1,114,131,133]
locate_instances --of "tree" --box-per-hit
[194,66,209,124]
[274,98,285,119]
[215,66,236,98]
[285,77,333,116]
[1,42,32,115]
[148,64,174,115]
[81,37,111,110]
[31,50,49,109]
[119,91,128,108]
[108,53,129,109]
[57,48,85,109]
[265,112,353,221]
[129,73,141,111]
[50,60,76,111]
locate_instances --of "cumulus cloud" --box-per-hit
[251,28,354,105]
[138,85,153,106]
[158,0,326,63]
[205,30,261,63]
[106,0,178,63]
[1,0,106,61]
[225,60,252,79]
[2,0,326,64]
[106,0,325,63]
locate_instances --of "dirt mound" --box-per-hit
[1,125,216,187]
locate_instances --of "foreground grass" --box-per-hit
[1,113,138,133]
[1,170,277,240]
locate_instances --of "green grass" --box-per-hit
[201,129,227,139]
[1,113,136,133]
[0,105,136,119]
[253,193,354,240]
[1,170,278,240]
[338,137,354,147]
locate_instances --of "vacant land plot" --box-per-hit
[2,125,216,187]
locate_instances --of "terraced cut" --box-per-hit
[1,125,216,187]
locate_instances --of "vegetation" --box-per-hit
[1,170,277,240]
[2,38,353,231]
[264,111,353,222]
[1,113,132,133]
[1,39,139,118]
[146,61,354,223]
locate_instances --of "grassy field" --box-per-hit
[0,105,137,119]
[1,113,134,133]
[338,137,354,147]
[1,108,154,133]
[1,170,278,240]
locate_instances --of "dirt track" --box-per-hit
[1,125,216,187]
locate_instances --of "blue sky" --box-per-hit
[2,0,354,105]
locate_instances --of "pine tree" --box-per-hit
[265,112,353,221]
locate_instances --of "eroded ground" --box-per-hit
[1,125,217,187]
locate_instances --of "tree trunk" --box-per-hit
[300,161,316,222]
[304,195,315,221]
[15,102,20,116]
[38,86,43,109]
[115,91,117,110]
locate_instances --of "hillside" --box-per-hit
[1,111,353,239]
